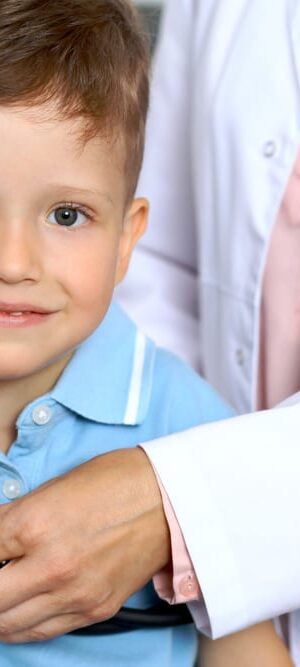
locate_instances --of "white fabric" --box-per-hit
[117,0,300,412]
[144,400,300,640]
[123,330,146,425]
[117,0,300,642]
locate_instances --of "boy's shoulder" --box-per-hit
[108,302,234,433]
[53,301,233,433]
[149,345,234,435]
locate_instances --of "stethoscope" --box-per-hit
[0,560,193,634]
[71,601,193,635]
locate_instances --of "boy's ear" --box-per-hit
[115,197,148,285]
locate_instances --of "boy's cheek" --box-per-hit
[57,240,119,295]
[66,264,118,327]
[46,230,122,332]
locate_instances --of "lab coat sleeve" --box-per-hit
[116,0,201,370]
[143,401,300,638]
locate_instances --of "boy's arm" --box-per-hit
[199,622,294,667]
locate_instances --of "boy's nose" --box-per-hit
[0,221,41,284]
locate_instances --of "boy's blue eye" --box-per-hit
[47,207,88,227]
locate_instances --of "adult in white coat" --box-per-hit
[117,0,300,654]
[0,0,300,655]
[120,0,300,413]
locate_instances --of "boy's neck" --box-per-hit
[0,353,72,454]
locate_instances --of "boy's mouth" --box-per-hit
[0,303,54,327]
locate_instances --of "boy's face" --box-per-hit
[0,104,147,383]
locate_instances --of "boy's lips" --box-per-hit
[0,302,54,314]
[0,302,57,328]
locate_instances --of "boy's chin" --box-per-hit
[0,350,70,383]
[0,362,43,382]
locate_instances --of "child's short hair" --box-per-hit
[0,0,150,200]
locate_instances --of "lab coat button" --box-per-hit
[236,348,244,366]
[32,405,52,425]
[263,141,277,158]
[179,574,199,599]
[2,478,22,500]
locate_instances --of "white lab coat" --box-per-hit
[117,0,300,649]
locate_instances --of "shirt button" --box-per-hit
[263,140,277,158]
[32,405,53,425]
[179,574,199,599]
[2,478,22,500]
[236,348,244,366]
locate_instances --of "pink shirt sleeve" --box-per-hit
[151,465,202,604]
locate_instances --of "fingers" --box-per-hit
[0,555,53,612]
[0,612,91,644]
[0,587,117,643]
[0,590,100,640]
[0,557,117,642]
[0,592,62,640]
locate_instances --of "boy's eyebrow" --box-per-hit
[48,184,114,207]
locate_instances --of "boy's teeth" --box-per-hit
[0,310,29,316]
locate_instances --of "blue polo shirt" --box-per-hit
[0,302,233,667]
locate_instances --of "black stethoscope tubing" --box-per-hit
[70,601,193,635]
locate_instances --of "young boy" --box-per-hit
[0,0,290,666]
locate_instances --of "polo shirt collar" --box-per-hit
[51,302,156,426]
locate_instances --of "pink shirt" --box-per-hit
[146,151,300,607]
[258,149,300,409]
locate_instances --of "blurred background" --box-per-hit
[134,0,163,51]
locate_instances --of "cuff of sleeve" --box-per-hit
[139,446,201,604]
[139,445,212,634]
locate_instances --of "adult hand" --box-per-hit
[0,447,171,643]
